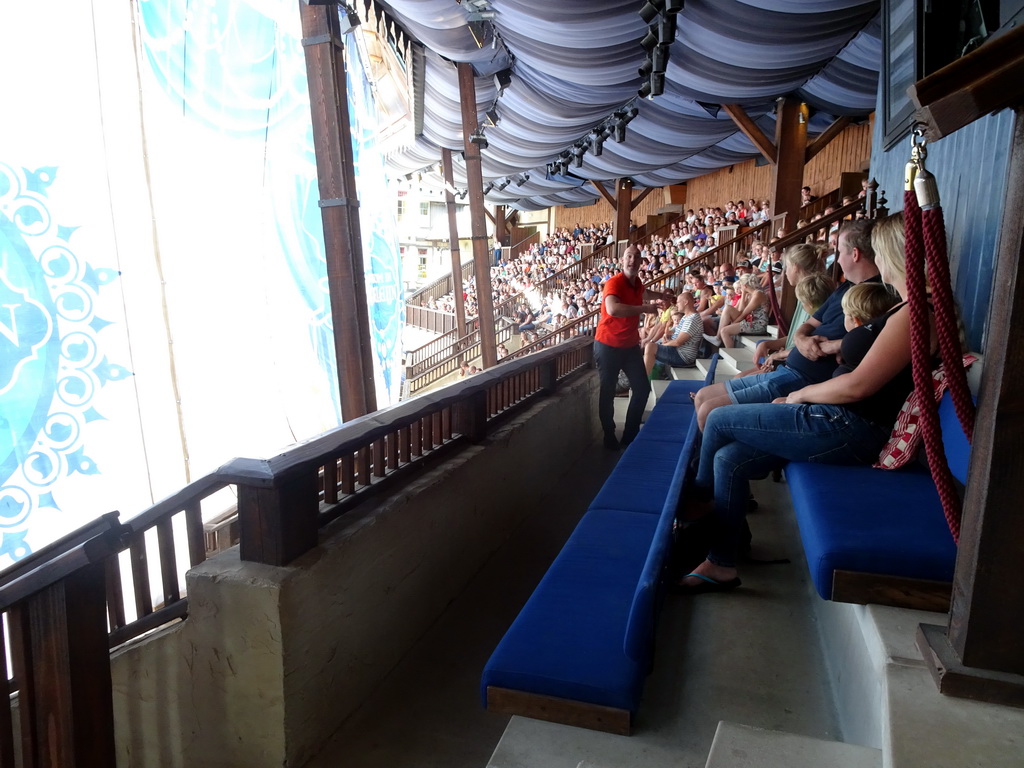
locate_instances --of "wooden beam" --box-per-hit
[494,204,507,247]
[722,104,776,164]
[630,186,656,211]
[917,107,1024,704]
[457,62,498,369]
[614,178,634,245]
[769,98,807,238]
[831,570,952,613]
[484,207,495,225]
[805,115,852,163]
[300,4,376,418]
[440,148,467,336]
[909,24,1024,141]
[590,179,616,208]
[486,687,631,736]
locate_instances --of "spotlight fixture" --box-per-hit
[483,182,494,195]
[494,68,513,94]
[650,72,665,97]
[496,177,511,191]
[665,0,683,13]
[467,10,496,21]
[651,44,668,73]
[469,128,489,149]
[485,107,500,126]
[640,29,659,51]
[613,121,627,143]
[624,106,640,121]
[638,58,653,78]
[638,81,652,99]
[656,17,676,44]
[337,4,361,34]
[639,1,662,23]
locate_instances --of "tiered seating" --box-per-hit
[480,359,718,735]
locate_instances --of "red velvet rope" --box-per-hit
[903,190,974,544]
[765,267,790,337]
[921,205,976,437]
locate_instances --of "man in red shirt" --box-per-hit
[595,245,671,449]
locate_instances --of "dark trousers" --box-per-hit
[594,340,650,442]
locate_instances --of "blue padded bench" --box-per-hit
[786,392,968,612]
[481,357,718,735]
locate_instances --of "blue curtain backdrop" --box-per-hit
[0,0,403,567]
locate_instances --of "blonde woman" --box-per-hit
[718,274,768,348]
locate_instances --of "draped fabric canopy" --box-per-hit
[377,0,881,210]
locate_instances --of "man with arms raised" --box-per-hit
[595,245,671,449]
[693,220,880,430]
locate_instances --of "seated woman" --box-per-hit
[739,244,829,377]
[675,213,932,593]
[717,274,769,348]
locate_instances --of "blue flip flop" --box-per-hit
[670,572,742,595]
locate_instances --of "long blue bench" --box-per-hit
[481,358,718,735]
[786,391,968,612]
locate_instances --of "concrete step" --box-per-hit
[697,357,737,382]
[718,346,755,370]
[669,366,705,381]
[767,324,780,337]
[738,334,771,352]
[705,722,881,768]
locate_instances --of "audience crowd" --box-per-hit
[430,183,863,378]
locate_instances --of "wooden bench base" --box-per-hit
[486,686,632,736]
[831,570,952,613]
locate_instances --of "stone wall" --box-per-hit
[110,372,600,767]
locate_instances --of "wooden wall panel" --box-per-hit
[551,185,676,232]
[685,161,772,213]
[547,121,873,233]
[804,119,873,197]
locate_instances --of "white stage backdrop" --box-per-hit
[0,0,403,567]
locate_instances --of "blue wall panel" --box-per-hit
[869,109,1015,351]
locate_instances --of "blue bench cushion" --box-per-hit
[786,462,958,600]
[481,508,658,713]
[591,439,687,515]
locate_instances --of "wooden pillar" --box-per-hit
[769,97,807,238]
[441,148,468,336]
[299,2,376,419]
[614,178,634,247]
[917,107,1024,705]
[9,562,117,767]
[457,62,498,369]
[494,204,508,248]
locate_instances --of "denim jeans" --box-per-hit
[594,340,650,443]
[695,403,889,567]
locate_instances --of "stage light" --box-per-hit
[494,68,513,94]
[639,1,662,23]
[651,44,668,73]
[665,0,683,13]
[640,29,659,51]
[614,121,627,143]
[469,128,488,149]
[639,58,653,78]
[650,72,665,97]
[638,81,652,99]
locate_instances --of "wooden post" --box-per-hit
[917,107,1024,705]
[614,178,633,247]
[495,204,507,249]
[237,471,320,567]
[299,3,376,419]
[9,562,116,768]
[457,62,498,369]
[770,97,807,238]
[441,148,468,336]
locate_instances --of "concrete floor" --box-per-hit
[304,392,839,768]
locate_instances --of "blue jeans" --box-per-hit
[695,403,889,567]
[724,365,811,404]
[594,340,650,443]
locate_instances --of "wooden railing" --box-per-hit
[403,321,516,396]
[405,258,474,310]
[405,304,473,335]
[0,339,595,765]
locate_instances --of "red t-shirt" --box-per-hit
[595,272,646,348]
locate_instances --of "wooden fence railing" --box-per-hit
[0,338,595,765]
[405,258,475,310]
